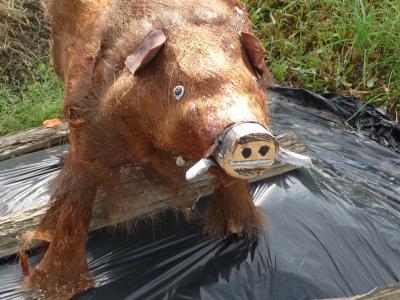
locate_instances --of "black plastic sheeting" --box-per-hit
[271,87,400,153]
[1,89,400,300]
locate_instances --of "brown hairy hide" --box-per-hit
[20,0,275,298]
[204,168,264,238]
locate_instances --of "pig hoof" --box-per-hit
[228,223,245,235]
[19,252,32,276]
[23,266,94,300]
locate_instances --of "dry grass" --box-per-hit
[0,0,62,136]
[0,0,50,84]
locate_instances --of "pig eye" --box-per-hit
[173,85,185,101]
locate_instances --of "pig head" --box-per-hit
[98,21,277,179]
[19,1,276,299]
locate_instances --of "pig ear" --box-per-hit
[125,30,166,75]
[240,31,267,76]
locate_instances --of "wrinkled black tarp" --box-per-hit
[272,86,400,153]
[1,89,399,300]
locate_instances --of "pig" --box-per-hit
[19,0,278,298]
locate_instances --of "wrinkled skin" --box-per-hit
[20,0,274,298]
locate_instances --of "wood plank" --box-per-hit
[0,132,307,259]
[0,123,68,161]
[358,283,400,300]
[328,283,400,300]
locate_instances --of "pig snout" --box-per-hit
[186,122,280,181]
[214,122,280,178]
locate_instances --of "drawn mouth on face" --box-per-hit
[185,122,312,181]
[229,159,274,167]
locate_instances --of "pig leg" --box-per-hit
[22,155,98,299]
[32,166,80,242]
[20,193,65,250]
[19,198,63,277]
[20,164,74,277]
[20,153,78,249]
[204,169,264,238]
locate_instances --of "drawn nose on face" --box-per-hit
[241,145,270,159]
[213,122,280,179]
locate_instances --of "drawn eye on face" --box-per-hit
[173,85,185,101]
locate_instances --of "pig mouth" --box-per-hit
[229,159,274,167]
[185,123,312,182]
[185,156,274,181]
[185,148,312,182]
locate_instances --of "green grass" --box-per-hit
[0,0,60,136]
[244,0,400,113]
[0,63,63,135]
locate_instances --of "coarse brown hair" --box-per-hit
[19,1,274,298]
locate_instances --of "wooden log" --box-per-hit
[0,131,307,259]
[0,123,68,161]
[358,282,400,299]
[329,282,400,299]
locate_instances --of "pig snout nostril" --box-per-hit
[241,148,252,159]
[259,146,270,157]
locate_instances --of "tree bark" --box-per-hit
[0,123,68,161]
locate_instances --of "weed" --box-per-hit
[244,0,400,113]
[0,63,63,135]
